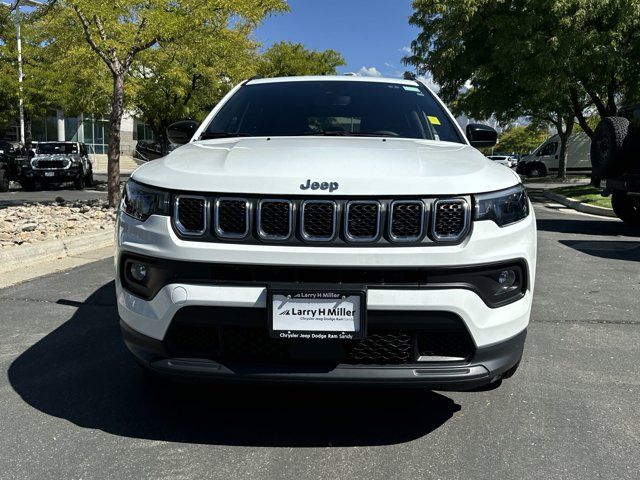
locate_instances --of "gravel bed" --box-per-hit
[0,198,116,248]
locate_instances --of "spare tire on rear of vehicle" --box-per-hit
[611,191,640,226]
[591,116,629,178]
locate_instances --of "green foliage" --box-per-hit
[0,8,19,135]
[35,0,289,205]
[496,126,549,155]
[405,0,640,126]
[131,26,260,150]
[404,0,640,178]
[257,41,345,77]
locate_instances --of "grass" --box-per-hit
[551,185,612,209]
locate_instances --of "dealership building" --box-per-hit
[2,110,156,155]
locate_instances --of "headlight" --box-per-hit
[122,180,170,221]
[474,184,529,227]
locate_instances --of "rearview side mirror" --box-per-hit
[167,120,200,145]
[466,123,498,148]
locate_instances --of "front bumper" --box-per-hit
[21,166,81,181]
[116,204,536,387]
[121,319,526,389]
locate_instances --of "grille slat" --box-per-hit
[258,200,292,239]
[215,198,249,238]
[34,159,69,169]
[433,200,468,240]
[175,196,206,234]
[301,200,337,241]
[390,201,424,241]
[345,201,381,241]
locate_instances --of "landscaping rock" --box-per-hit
[0,200,116,248]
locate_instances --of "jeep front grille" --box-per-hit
[215,198,250,238]
[389,200,425,241]
[171,195,472,245]
[301,200,337,241]
[33,159,70,169]
[432,199,469,241]
[258,200,293,240]
[345,201,381,241]
[175,196,206,235]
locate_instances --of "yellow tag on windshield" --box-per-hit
[427,115,441,125]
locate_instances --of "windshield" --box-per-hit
[203,81,464,143]
[37,143,78,155]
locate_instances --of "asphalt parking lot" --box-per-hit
[0,174,123,206]
[0,193,638,480]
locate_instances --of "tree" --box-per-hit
[131,27,260,155]
[0,7,19,137]
[405,0,640,178]
[39,0,288,206]
[257,41,345,77]
[496,126,549,155]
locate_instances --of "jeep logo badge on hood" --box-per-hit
[300,179,339,192]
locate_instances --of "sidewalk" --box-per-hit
[90,154,142,174]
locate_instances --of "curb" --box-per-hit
[543,191,617,218]
[0,230,114,274]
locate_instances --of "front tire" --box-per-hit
[527,162,547,178]
[74,169,86,190]
[0,169,9,192]
[85,169,94,188]
[611,191,640,226]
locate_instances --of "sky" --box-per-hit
[253,0,420,80]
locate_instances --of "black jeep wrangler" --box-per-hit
[20,141,94,191]
[591,104,640,226]
[0,141,30,192]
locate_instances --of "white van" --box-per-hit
[517,132,591,177]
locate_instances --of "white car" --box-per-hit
[116,76,536,390]
[487,155,517,168]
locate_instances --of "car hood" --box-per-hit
[132,137,520,195]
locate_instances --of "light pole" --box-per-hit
[2,0,43,144]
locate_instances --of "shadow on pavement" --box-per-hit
[559,240,640,262]
[8,281,460,447]
[537,218,640,237]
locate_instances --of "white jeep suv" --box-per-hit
[116,76,536,390]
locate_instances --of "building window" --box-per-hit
[65,117,79,141]
[31,111,58,142]
[135,121,155,142]
[82,114,109,154]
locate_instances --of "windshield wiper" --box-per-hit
[200,132,253,139]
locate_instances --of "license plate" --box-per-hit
[269,288,366,340]
[44,172,55,177]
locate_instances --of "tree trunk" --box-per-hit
[159,122,170,156]
[107,73,125,207]
[556,121,574,180]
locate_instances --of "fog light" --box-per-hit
[130,262,147,282]
[498,270,516,289]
